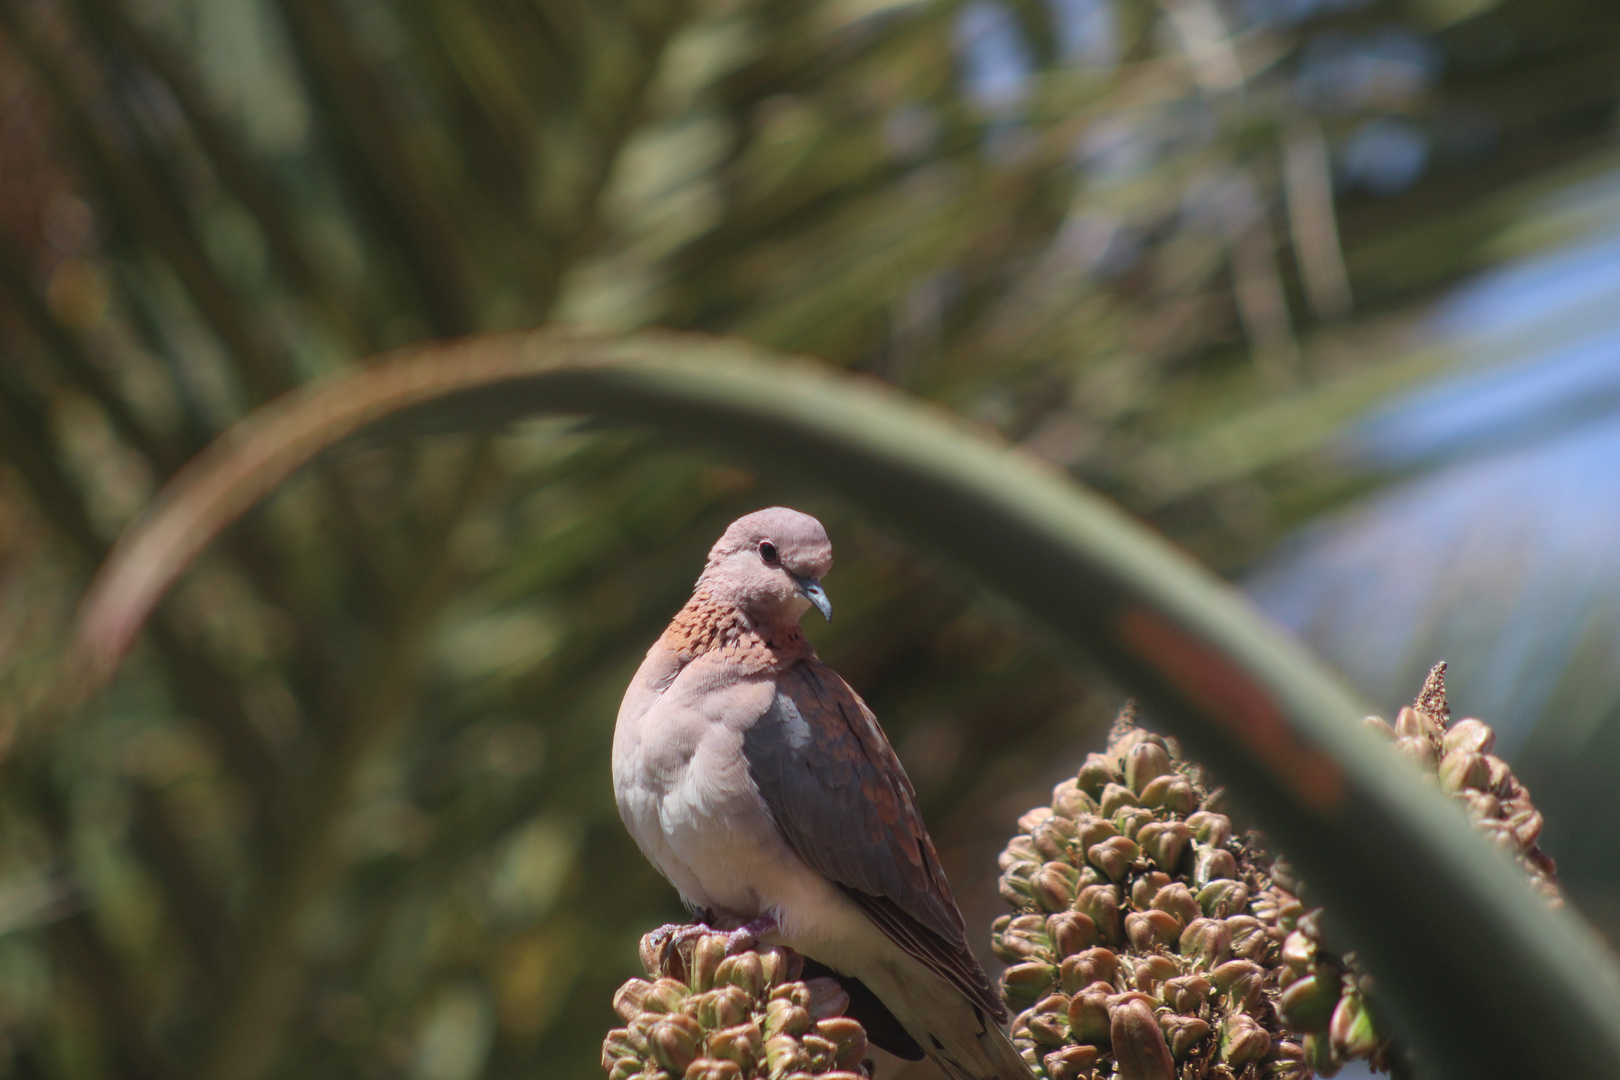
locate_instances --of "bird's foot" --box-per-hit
[640,921,716,974]
[722,914,778,955]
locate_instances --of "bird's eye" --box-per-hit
[758,541,779,566]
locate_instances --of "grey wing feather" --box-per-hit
[743,660,1006,1022]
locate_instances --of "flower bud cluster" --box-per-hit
[993,726,1303,1080]
[1271,662,1564,1075]
[603,931,870,1080]
[996,665,1562,1080]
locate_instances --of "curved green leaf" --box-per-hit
[75,328,1620,1079]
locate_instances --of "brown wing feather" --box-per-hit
[743,659,1006,1022]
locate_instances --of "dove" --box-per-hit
[613,507,1032,1080]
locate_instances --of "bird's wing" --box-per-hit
[743,659,1006,1022]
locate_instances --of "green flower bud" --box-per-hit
[1192,844,1237,888]
[1027,1011,1069,1048]
[1033,814,1078,860]
[1000,866,1039,908]
[1077,754,1117,797]
[684,1060,743,1080]
[763,1033,805,1079]
[1112,806,1156,841]
[800,1033,838,1071]
[762,997,811,1039]
[1224,916,1270,961]
[1211,959,1265,1009]
[993,913,1053,963]
[1177,917,1231,967]
[1195,879,1248,918]
[1053,778,1099,819]
[1000,835,1041,870]
[1329,988,1379,1060]
[1280,930,1314,973]
[1219,1013,1271,1067]
[1108,995,1175,1080]
[1033,861,1083,912]
[1278,973,1340,1034]
[645,978,692,1014]
[1395,734,1438,771]
[1019,806,1054,834]
[1139,775,1197,815]
[816,1017,867,1070]
[1130,872,1173,911]
[1002,961,1059,1009]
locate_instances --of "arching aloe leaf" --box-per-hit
[75,328,1620,1079]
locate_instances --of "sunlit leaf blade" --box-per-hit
[75,327,1620,1080]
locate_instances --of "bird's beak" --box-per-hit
[796,577,832,622]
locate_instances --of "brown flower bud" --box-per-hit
[1060,948,1120,994]
[1136,821,1191,872]
[1108,995,1175,1080]
[649,1014,703,1073]
[1088,837,1140,882]
[1139,774,1197,815]
[1099,783,1141,817]
[1439,750,1491,794]
[1442,718,1495,757]
[707,1023,763,1068]
[1043,1045,1101,1080]
[1019,806,1054,833]
[1158,1012,1211,1060]
[715,955,764,1001]
[1053,778,1098,819]
[1160,974,1211,1014]
[817,1017,867,1070]
[1329,988,1379,1059]
[1149,883,1200,927]
[1125,910,1182,951]
[1075,885,1123,941]
[1034,815,1078,860]
[1184,811,1231,848]
[1065,982,1113,1046]
[615,979,655,1023]
[1048,911,1100,958]
[1125,742,1173,794]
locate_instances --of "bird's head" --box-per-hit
[698,507,834,624]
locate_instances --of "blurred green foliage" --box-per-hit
[0,0,1617,1079]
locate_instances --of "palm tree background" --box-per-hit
[0,1,1618,1079]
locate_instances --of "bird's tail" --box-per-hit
[859,963,1035,1080]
